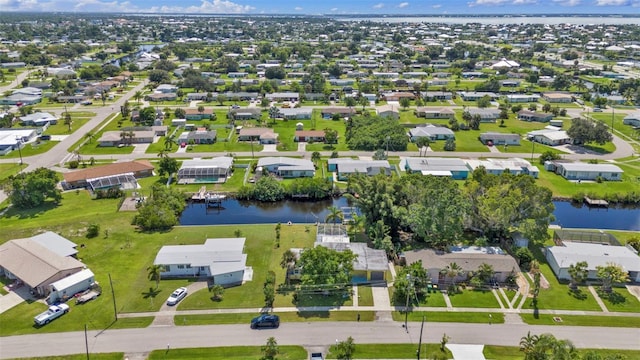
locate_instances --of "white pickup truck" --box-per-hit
[34,304,69,326]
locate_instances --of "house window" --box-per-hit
[186,265,191,269]
[177,265,185,269]
[200,267,206,271]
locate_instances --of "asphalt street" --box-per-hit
[0,321,639,358]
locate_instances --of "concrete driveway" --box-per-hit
[0,285,34,314]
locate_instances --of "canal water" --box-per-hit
[179,198,640,231]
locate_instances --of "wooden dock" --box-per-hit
[584,196,608,207]
[191,186,208,201]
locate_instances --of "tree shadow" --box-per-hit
[4,200,60,219]
[598,290,626,305]
[142,287,162,299]
[569,288,587,301]
[296,310,330,319]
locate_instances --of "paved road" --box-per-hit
[0,68,36,94]
[0,321,638,359]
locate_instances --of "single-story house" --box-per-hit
[518,110,553,123]
[227,72,248,78]
[459,92,498,101]
[223,92,259,101]
[62,160,154,190]
[545,241,640,282]
[178,128,217,144]
[328,158,392,181]
[57,95,88,103]
[545,161,623,181]
[0,93,42,106]
[506,94,540,103]
[294,130,326,142]
[257,157,315,178]
[402,157,469,179]
[98,130,155,147]
[403,247,520,285]
[46,67,77,79]
[376,105,399,119]
[278,108,313,120]
[238,127,278,144]
[409,125,455,141]
[321,107,356,119]
[156,84,178,93]
[465,158,539,178]
[0,62,26,68]
[415,107,455,120]
[381,92,415,102]
[623,113,640,127]
[266,92,300,102]
[228,107,262,120]
[0,128,38,155]
[186,93,209,101]
[20,112,58,127]
[146,93,177,102]
[527,129,572,146]
[468,108,500,123]
[422,91,453,101]
[321,242,389,282]
[606,95,626,105]
[177,157,233,184]
[479,132,521,146]
[543,93,573,103]
[0,234,86,297]
[491,59,520,69]
[154,238,249,286]
[184,108,214,120]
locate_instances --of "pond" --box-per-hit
[179,198,640,231]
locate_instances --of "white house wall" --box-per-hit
[213,270,244,285]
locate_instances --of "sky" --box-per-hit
[1,0,639,14]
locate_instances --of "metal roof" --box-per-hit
[546,242,640,272]
[154,238,247,277]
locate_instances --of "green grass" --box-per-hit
[448,289,501,308]
[389,287,448,307]
[9,354,124,360]
[176,311,375,326]
[1,140,59,159]
[393,311,504,324]
[41,111,96,135]
[484,345,640,360]
[326,343,452,359]
[357,285,374,306]
[0,163,27,181]
[148,346,307,360]
[520,313,640,328]
[597,288,640,313]
[504,289,519,303]
[526,247,602,311]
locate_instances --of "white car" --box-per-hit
[34,304,69,326]
[166,287,188,306]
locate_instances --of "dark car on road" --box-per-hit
[250,314,280,329]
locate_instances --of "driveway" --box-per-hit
[0,286,34,314]
[261,144,277,152]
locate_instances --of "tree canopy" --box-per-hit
[567,117,612,145]
[298,246,357,287]
[132,184,187,231]
[346,115,408,151]
[8,168,61,209]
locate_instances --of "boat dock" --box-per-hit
[584,196,608,208]
[191,186,227,207]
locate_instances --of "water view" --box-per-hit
[179,198,640,231]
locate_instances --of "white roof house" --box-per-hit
[546,242,640,282]
[409,125,455,141]
[402,157,469,180]
[154,238,248,285]
[177,157,234,184]
[552,162,623,181]
[465,158,539,178]
[490,58,520,69]
[623,112,640,127]
[20,112,58,126]
[30,231,78,257]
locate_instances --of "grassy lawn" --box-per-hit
[14,354,124,360]
[357,285,374,306]
[148,346,307,360]
[42,111,96,135]
[597,288,640,313]
[484,345,640,360]
[504,289,519,303]
[1,140,59,159]
[520,313,640,328]
[393,311,504,324]
[448,289,501,308]
[526,247,602,311]
[0,163,27,181]
[326,343,452,359]
[389,286,448,307]
[176,311,375,326]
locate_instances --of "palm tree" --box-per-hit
[209,284,224,301]
[519,331,539,356]
[311,151,321,164]
[325,206,344,224]
[476,263,495,284]
[64,112,72,132]
[280,249,297,284]
[134,91,142,104]
[163,134,176,151]
[443,262,463,291]
[157,149,167,158]
[84,131,95,144]
[415,137,431,157]
[147,264,163,289]
[126,130,135,146]
[349,214,365,241]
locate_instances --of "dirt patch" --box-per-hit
[119,197,143,211]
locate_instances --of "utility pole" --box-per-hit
[404,274,412,333]
[108,273,118,321]
[530,140,535,161]
[416,316,425,360]
[84,324,90,360]
[15,136,23,165]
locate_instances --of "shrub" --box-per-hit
[68,160,79,169]
[86,223,100,238]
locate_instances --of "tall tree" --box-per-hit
[325,205,344,224]
[8,168,62,209]
[567,117,612,145]
[146,264,163,289]
[568,261,588,289]
[596,263,629,292]
[261,337,279,360]
[442,262,463,291]
[334,337,356,360]
[298,246,356,287]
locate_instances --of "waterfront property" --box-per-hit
[61,160,154,190]
[465,158,539,178]
[328,158,392,181]
[402,157,469,179]
[154,238,249,286]
[545,240,640,282]
[177,157,233,184]
[479,132,521,146]
[544,161,623,181]
[402,246,519,285]
[257,157,315,178]
[0,232,85,297]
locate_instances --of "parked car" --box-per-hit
[80,100,92,106]
[593,107,603,112]
[166,287,188,306]
[34,304,69,326]
[250,314,280,329]
[311,353,324,360]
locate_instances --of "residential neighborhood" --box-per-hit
[0,10,639,360]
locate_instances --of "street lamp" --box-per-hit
[404,274,412,333]
[15,136,23,165]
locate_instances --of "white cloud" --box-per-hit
[2,0,255,12]
[469,0,539,5]
[330,7,338,11]
[552,0,580,5]
[398,1,409,7]
[432,4,442,8]
[372,2,384,8]
[294,6,302,10]
[595,0,628,4]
